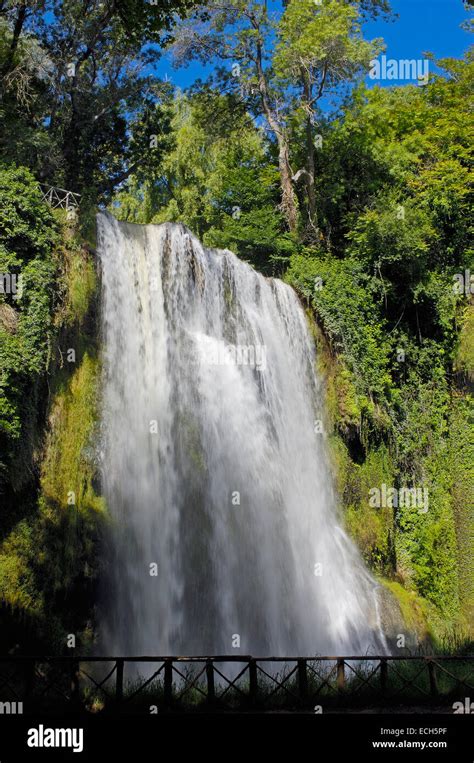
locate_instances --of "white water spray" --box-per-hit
[98,212,387,656]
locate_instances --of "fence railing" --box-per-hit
[39,184,81,210]
[0,655,472,713]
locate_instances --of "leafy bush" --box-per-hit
[0,165,58,488]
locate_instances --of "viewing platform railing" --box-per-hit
[39,183,81,210]
[0,655,472,713]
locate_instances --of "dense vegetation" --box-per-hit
[0,0,472,651]
[0,166,102,649]
[287,57,474,640]
[0,0,196,650]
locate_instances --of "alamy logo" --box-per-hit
[453,270,474,296]
[0,700,23,714]
[452,697,474,714]
[0,272,23,300]
[27,724,84,753]
[369,56,429,85]
[202,342,267,372]
[369,484,429,513]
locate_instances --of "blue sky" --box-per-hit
[364,0,471,67]
[156,0,472,90]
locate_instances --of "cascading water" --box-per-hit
[97,212,387,657]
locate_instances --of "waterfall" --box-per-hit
[97,212,387,657]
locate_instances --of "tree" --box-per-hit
[0,0,198,199]
[113,89,294,272]
[274,0,386,235]
[170,0,301,231]
[170,0,390,235]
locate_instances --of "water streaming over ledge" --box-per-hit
[97,212,388,656]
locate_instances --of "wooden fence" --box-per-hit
[39,184,81,211]
[0,655,472,713]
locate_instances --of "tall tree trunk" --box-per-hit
[275,125,299,233]
[1,5,27,78]
[302,70,318,232]
[255,41,298,232]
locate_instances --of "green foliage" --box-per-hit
[0,162,103,648]
[274,0,384,91]
[56,240,98,330]
[287,56,473,636]
[0,260,102,650]
[448,380,474,627]
[0,520,41,614]
[287,253,393,402]
[113,92,295,272]
[168,1,393,232]
[345,447,395,573]
[0,165,58,486]
[0,165,57,261]
[0,0,198,200]
[381,580,439,645]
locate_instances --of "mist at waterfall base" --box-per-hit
[97,212,387,658]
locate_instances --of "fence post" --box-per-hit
[248,659,258,707]
[380,658,388,696]
[164,659,173,708]
[427,660,438,697]
[206,659,215,706]
[337,659,345,693]
[115,659,124,710]
[298,659,308,705]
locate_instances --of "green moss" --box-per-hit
[33,332,104,645]
[0,521,42,613]
[381,579,437,646]
[41,351,104,516]
[346,448,395,574]
[61,245,97,329]
[454,304,474,382]
[0,345,104,643]
[380,578,471,650]
[334,367,361,431]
